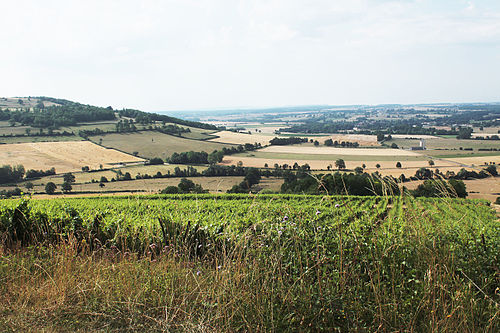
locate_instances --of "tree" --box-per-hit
[396,162,402,168]
[100,176,108,183]
[354,166,364,174]
[61,181,72,193]
[313,140,319,146]
[376,164,381,169]
[63,172,76,183]
[25,182,34,191]
[376,133,385,142]
[485,165,498,176]
[428,160,435,167]
[161,186,179,194]
[178,178,195,193]
[99,182,105,188]
[335,159,346,170]
[391,143,398,149]
[45,182,57,194]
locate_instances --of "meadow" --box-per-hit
[0,194,498,331]
[89,132,234,160]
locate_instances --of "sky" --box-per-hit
[1,0,499,111]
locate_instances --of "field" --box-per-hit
[22,164,208,185]
[0,141,144,173]
[89,132,234,159]
[33,176,246,194]
[209,130,274,145]
[0,194,498,331]
[0,135,84,144]
[259,145,419,156]
[389,137,500,157]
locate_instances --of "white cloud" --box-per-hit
[0,0,499,109]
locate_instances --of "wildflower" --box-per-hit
[217,265,222,270]
[278,230,282,236]
[149,243,157,249]
[316,210,321,215]
[283,215,288,222]
[196,270,201,276]
[335,204,340,208]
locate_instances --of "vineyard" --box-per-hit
[0,194,499,331]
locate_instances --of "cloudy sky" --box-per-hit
[1,0,499,111]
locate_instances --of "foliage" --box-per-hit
[0,165,25,184]
[0,195,497,331]
[269,137,308,145]
[44,182,56,194]
[412,179,468,198]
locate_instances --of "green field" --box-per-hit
[89,131,235,159]
[0,194,498,331]
[0,135,84,144]
[390,137,500,151]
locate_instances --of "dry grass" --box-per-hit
[259,145,420,156]
[209,131,273,145]
[26,176,245,195]
[0,141,144,173]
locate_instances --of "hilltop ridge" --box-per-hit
[0,96,217,130]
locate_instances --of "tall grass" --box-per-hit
[0,193,498,331]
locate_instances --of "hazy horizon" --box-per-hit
[1,0,499,111]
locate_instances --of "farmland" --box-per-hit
[0,141,144,173]
[89,131,234,160]
[0,194,498,331]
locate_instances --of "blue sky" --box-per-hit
[1,0,499,111]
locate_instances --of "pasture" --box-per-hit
[89,132,235,159]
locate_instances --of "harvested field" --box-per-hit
[89,132,235,160]
[445,155,500,167]
[259,146,420,156]
[22,176,245,194]
[0,141,144,174]
[281,133,379,146]
[27,164,208,185]
[390,134,440,139]
[209,131,273,145]
[221,156,473,177]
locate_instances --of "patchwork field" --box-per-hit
[0,141,144,173]
[89,132,235,159]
